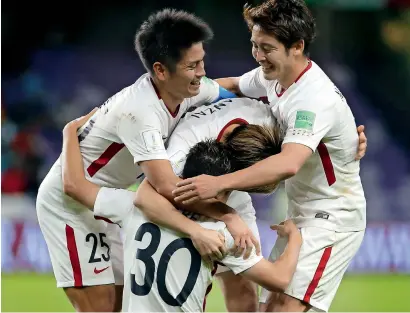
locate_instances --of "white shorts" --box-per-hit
[215,213,260,275]
[37,195,124,288]
[259,227,364,312]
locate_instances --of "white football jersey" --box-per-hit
[239,61,366,232]
[94,187,262,312]
[37,74,220,213]
[166,97,275,217]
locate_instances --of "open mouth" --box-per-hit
[261,64,274,72]
[190,81,201,86]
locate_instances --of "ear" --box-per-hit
[153,62,168,81]
[291,39,305,57]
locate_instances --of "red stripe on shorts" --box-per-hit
[202,263,218,311]
[65,225,83,287]
[303,246,333,303]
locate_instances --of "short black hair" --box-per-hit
[135,8,214,74]
[244,0,316,55]
[182,139,233,179]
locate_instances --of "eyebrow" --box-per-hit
[251,39,276,49]
[187,53,206,65]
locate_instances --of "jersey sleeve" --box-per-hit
[238,67,268,98]
[220,228,263,274]
[166,133,193,177]
[94,187,135,226]
[282,98,337,151]
[117,109,169,164]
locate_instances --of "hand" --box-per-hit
[173,174,224,204]
[226,214,261,259]
[355,125,367,161]
[190,228,227,265]
[270,220,300,238]
[63,108,98,132]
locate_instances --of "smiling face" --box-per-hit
[154,42,206,100]
[251,25,296,82]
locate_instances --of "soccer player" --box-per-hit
[36,9,256,312]
[173,1,367,311]
[61,114,303,312]
[120,96,366,312]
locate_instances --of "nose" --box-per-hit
[196,61,206,78]
[255,49,266,62]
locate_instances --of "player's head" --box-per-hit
[182,139,233,202]
[135,9,213,98]
[224,123,283,194]
[243,0,316,81]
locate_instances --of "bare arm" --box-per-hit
[241,231,302,292]
[140,159,243,222]
[173,143,312,202]
[62,111,101,209]
[140,159,261,256]
[220,143,312,192]
[215,77,242,95]
[135,178,207,236]
[134,178,227,259]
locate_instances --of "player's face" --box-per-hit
[250,25,294,81]
[169,42,206,98]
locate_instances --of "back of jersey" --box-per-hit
[123,215,222,312]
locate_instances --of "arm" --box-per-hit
[140,159,245,223]
[174,99,337,201]
[62,111,101,209]
[241,227,302,292]
[219,143,311,192]
[217,67,268,99]
[118,109,259,254]
[215,77,242,95]
[134,179,227,259]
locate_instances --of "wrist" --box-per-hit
[184,222,203,238]
[219,174,234,192]
[220,212,239,224]
[289,232,302,245]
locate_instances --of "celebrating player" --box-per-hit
[36,8,256,312]
[60,113,302,312]
[173,1,367,312]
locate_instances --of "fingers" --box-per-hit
[173,184,196,196]
[173,190,199,202]
[182,196,201,205]
[212,249,223,261]
[235,237,246,257]
[74,108,98,127]
[252,236,261,256]
[175,178,195,188]
[357,125,365,134]
[243,237,254,259]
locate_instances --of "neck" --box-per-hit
[278,57,310,90]
[151,77,183,113]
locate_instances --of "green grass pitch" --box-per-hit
[2,273,409,311]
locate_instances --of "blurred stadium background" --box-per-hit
[2,0,410,311]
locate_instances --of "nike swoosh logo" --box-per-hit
[94,266,110,274]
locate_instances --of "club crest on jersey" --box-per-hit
[142,130,164,152]
[294,111,316,131]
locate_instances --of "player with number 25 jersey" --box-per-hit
[36,73,221,289]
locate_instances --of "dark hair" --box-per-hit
[243,0,316,55]
[224,123,283,193]
[182,139,233,179]
[135,8,214,74]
